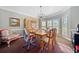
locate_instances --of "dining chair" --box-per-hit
[74,45,79,52]
[23,28,40,50]
[47,28,57,52]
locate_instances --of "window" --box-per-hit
[53,18,60,34]
[62,16,68,36]
[47,20,53,29]
[62,15,71,40]
[41,20,47,30]
[39,18,60,34]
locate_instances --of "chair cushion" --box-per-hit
[7,34,20,40]
[75,45,79,50]
[1,29,21,41]
[1,29,9,37]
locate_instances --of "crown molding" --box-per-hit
[0,7,38,18]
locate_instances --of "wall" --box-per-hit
[0,9,26,29]
[0,9,39,36]
[0,6,71,29]
[0,6,78,33]
[70,6,79,29]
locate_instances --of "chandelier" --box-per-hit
[39,6,45,20]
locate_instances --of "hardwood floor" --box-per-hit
[0,38,40,53]
[0,37,73,53]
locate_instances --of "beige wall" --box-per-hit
[0,9,26,29]
[70,6,79,29]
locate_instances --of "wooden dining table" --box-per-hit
[27,28,47,40]
[27,28,57,52]
[27,28,47,52]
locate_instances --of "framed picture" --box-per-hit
[9,17,20,27]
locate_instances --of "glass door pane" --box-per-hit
[62,15,70,40]
[47,20,53,29]
[53,18,60,34]
[62,16,68,36]
[41,20,47,30]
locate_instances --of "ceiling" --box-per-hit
[0,6,71,18]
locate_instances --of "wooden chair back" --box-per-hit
[47,28,57,52]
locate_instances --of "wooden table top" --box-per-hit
[35,30,47,36]
[27,28,37,33]
[28,28,47,36]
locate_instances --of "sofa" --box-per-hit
[1,29,21,47]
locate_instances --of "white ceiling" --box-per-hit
[0,6,71,18]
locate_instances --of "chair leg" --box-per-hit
[7,41,10,48]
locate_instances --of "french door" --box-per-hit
[52,18,60,34]
[40,18,60,34]
[47,20,53,29]
[62,15,71,40]
[41,20,47,30]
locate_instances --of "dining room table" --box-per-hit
[27,28,47,39]
[27,28,47,52]
[27,28,57,52]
